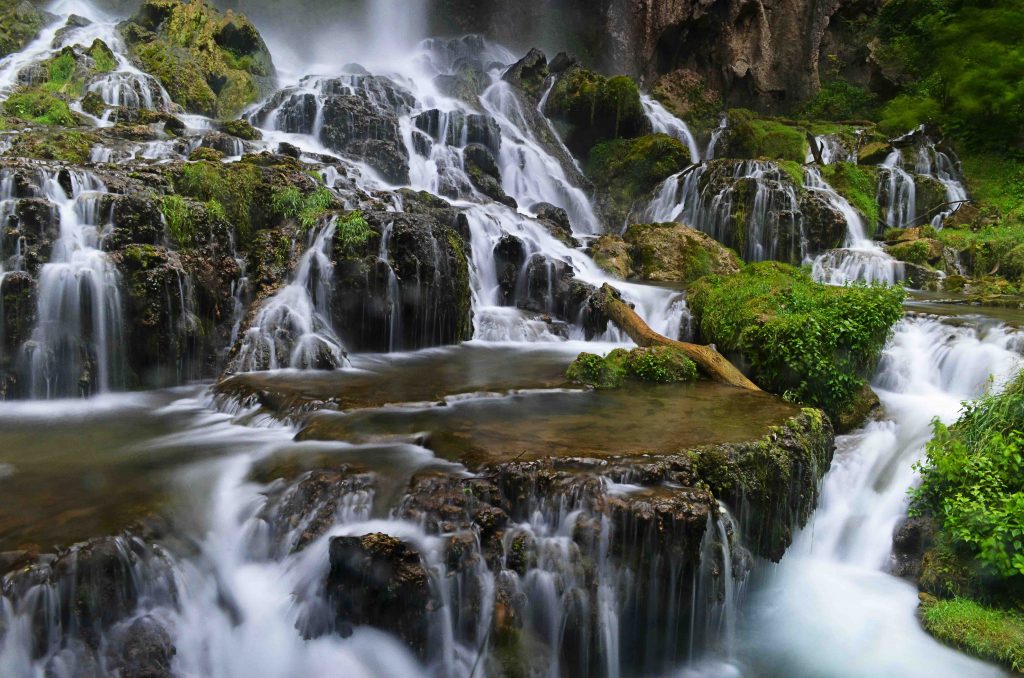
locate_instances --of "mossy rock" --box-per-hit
[835,384,881,433]
[545,66,649,156]
[6,128,100,163]
[0,1,48,59]
[189,146,224,162]
[858,140,892,165]
[587,134,691,227]
[887,238,943,267]
[650,68,722,132]
[220,118,262,141]
[721,109,806,162]
[566,347,698,389]
[4,87,77,126]
[821,162,880,228]
[623,222,740,284]
[120,0,275,119]
[589,234,632,278]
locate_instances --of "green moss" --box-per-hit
[920,596,1024,672]
[937,223,1024,280]
[174,160,263,240]
[334,210,374,256]
[566,347,697,389]
[160,194,194,247]
[271,185,336,231]
[87,39,117,73]
[4,88,76,126]
[7,129,99,163]
[776,160,805,189]
[958,153,1024,224]
[888,239,932,266]
[821,162,880,227]
[688,262,906,420]
[121,0,274,119]
[726,110,806,162]
[587,134,691,224]
[0,1,47,59]
[221,118,262,141]
[546,67,648,154]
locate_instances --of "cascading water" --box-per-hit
[9,169,125,398]
[233,217,347,372]
[645,161,807,265]
[915,143,969,227]
[735,314,1023,676]
[641,95,701,165]
[879,149,917,231]
[807,167,904,286]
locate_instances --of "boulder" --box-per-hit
[502,48,549,100]
[326,533,434,654]
[531,202,575,245]
[589,234,632,278]
[623,222,741,284]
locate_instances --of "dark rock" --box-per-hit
[105,616,175,678]
[891,516,937,578]
[493,234,526,305]
[531,202,574,245]
[0,271,35,368]
[463,143,515,207]
[326,533,434,654]
[502,48,549,99]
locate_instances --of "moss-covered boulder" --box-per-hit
[688,262,906,422]
[623,222,741,284]
[5,128,100,163]
[720,109,806,162]
[587,134,691,227]
[544,66,650,156]
[4,87,78,126]
[589,234,632,278]
[120,0,275,119]
[821,162,880,228]
[0,0,49,59]
[566,346,698,389]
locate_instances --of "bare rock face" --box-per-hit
[432,0,879,111]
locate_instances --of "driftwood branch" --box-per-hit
[806,132,824,166]
[600,284,761,391]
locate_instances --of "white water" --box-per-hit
[736,315,1023,677]
[807,167,904,286]
[641,95,701,164]
[880,150,918,230]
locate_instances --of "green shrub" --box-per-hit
[688,262,906,419]
[161,194,193,247]
[912,372,1024,579]
[587,134,691,223]
[802,78,876,121]
[334,210,374,255]
[272,186,335,231]
[174,161,262,240]
[545,67,648,154]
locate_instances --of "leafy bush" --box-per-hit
[161,195,193,247]
[688,262,906,419]
[912,372,1024,579]
[802,78,876,121]
[334,211,374,256]
[272,186,336,231]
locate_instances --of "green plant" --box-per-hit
[566,347,698,388]
[4,88,76,126]
[920,596,1024,671]
[272,186,335,231]
[161,194,193,247]
[688,262,906,419]
[912,372,1024,578]
[334,210,374,255]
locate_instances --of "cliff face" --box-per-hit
[433,0,879,112]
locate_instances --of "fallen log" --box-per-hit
[600,284,761,391]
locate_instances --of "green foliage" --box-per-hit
[959,153,1024,223]
[888,239,932,265]
[688,262,906,419]
[4,88,76,126]
[334,211,374,256]
[7,129,98,163]
[174,160,262,240]
[88,39,117,73]
[0,0,47,59]
[802,78,876,121]
[938,222,1024,279]
[920,596,1024,671]
[725,110,806,162]
[161,194,193,247]
[272,186,335,231]
[566,347,697,389]
[878,93,943,137]
[912,372,1024,579]
[775,160,805,189]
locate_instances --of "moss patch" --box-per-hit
[566,347,697,389]
[0,1,47,59]
[587,134,691,226]
[624,222,740,284]
[821,162,880,226]
[121,0,275,119]
[6,129,99,163]
[724,110,806,162]
[545,67,648,155]
[4,88,76,126]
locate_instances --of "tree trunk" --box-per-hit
[600,284,761,391]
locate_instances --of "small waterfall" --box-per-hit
[915,144,969,227]
[705,116,728,161]
[807,167,904,286]
[645,161,807,265]
[233,218,347,372]
[805,134,855,165]
[879,150,917,231]
[641,95,701,164]
[9,170,126,399]
[739,315,1022,676]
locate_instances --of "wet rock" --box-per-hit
[326,533,434,654]
[105,616,175,678]
[0,271,35,366]
[102,193,164,249]
[493,233,526,305]
[260,467,376,553]
[835,384,882,433]
[589,235,632,279]
[531,202,576,246]
[623,222,741,284]
[7,198,59,273]
[800,190,850,254]
[544,66,650,156]
[891,515,937,579]
[333,208,472,352]
[464,142,515,207]
[502,48,548,99]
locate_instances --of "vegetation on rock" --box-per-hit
[623,222,741,284]
[566,346,698,389]
[688,262,906,420]
[587,134,690,226]
[919,595,1024,672]
[545,66,649,155]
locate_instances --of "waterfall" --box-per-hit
[645,161,807,265]
[7,170,126,399]
[879,150,917,231]
[737,315,1023,676]
[232,218,347,372]
[640,95,701,164]
[705,116,727,161]
[807,167,904,286]
[915,144,969,227]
